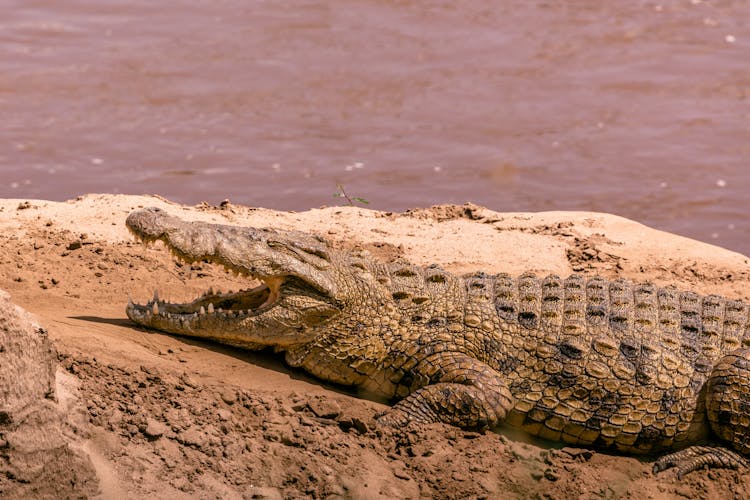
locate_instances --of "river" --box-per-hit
[1,0,748,255]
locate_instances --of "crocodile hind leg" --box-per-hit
[376,352,514,429]
[654,349,750,478]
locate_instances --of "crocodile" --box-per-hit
[125,207,750,478]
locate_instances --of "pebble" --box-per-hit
[142,418,167,440]
[179,373,198,388]
[351,417,368,434]
[107,409,123,426]
[179,427,208,449]
[544,468,559,481]
[308,398,341,419]
[245,487,283,500]
[391,460,411,481]
[559,447,594,461]
[220,389,237,405]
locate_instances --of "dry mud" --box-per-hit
[1,194,750,499]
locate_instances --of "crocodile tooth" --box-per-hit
[216,288,222,295]
[207,287,214,296]
[217,307,223,313]
[153,290,159,302]
[199,306,206,315]
[152,302,159,315]
[258,277,283,309]
[207,303,215,314]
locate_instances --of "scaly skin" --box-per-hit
[125,207,750,478]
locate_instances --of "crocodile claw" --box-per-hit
[653,445,748,479]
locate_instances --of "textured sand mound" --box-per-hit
[0,290,97,499]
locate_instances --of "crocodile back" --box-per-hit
[493,272,750,383]
[379,264,750,452]
[491,272,750,452]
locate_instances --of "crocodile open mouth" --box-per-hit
[127,278,282,321]
[124,236,291,326]
[123,210,297,325]
[124,207,339,347]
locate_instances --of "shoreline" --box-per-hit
[1,193,749,498]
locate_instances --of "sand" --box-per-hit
[1,194,749,499]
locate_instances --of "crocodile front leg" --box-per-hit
[377,352,514,429]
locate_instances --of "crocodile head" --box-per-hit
[125,207,342,349]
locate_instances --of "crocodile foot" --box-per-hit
[653,445,748,479]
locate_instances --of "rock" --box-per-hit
[308,398,341,419]
[155,438,182,469]
[219,389,237,405]
[178,427,208,449]
[559,447,594,461]
[179,373,198,389]
[451,470,467,481]
[544,468,559,481]
[391,460,411,481]
[142,418,167,440]
[246,486,283,500]
[352,417,367,434]
[171,476,193,492]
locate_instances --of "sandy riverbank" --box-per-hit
[1,194,749,499]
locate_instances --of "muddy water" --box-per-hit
[1,1,748,255]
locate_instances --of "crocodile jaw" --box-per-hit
[126,267,339,349]
[125,208,340,348]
